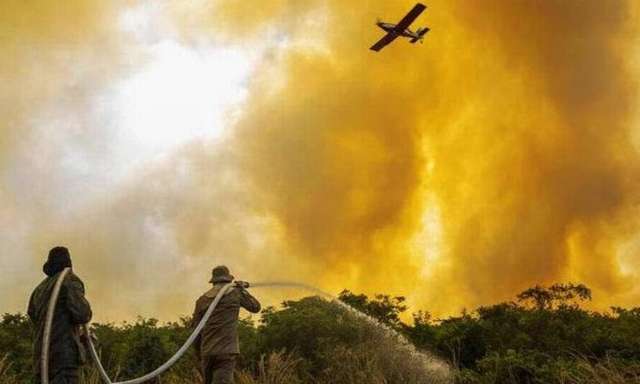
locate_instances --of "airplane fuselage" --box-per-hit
[377,22,420,39]
[370,3,428,51]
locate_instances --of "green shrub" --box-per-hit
[4,283,640,384]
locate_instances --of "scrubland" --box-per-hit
[2,284,640,383]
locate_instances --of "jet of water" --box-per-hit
[251,281,452,381]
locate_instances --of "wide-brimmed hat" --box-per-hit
[209,265,234,283]
[43,246,72,277]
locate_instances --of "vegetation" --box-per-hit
[2,283,640,383]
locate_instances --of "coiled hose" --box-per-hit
[44,272,449,383]
[43,268,234,384]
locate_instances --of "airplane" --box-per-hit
[370,3,429,52]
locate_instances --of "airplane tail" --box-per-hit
[410,27,430,43]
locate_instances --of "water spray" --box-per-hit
[43,270,450,383]
[251,281,451,377]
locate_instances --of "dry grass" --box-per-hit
[236,351,303,384]
[9,352,640,384]
[346,323,452,384]
[80,364,201,384]
[80,366,106,384]
[0,355,18,384]
[165,367,204,384]
[315,345,387,384]
[234,336,450,384]
[558,358,640,384]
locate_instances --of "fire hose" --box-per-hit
[41,267,71,384]
[42,269,448,383]
[42,267,234,384]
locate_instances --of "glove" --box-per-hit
[234,280,250,289]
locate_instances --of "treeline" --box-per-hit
[2,283,640,383]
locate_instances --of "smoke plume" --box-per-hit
[2,1,639,320]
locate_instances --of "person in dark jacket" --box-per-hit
[192,265,261,384]
[28,246,92,384]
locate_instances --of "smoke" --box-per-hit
[0,0,133,316]
[2,0,639,320]
[426,1,640,310]
[182,0,640,312]
[0,1,124,157]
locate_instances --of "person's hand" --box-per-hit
[79,326,97,343]
[234,280,250,289]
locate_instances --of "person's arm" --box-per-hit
[64,276,92,325]
[238,288,261,314]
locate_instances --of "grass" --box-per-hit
[559,357,640,384]
[6,353,640,384]
[0,355,18,384]
[236,351,303,384]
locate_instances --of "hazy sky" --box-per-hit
[2,0,640,322]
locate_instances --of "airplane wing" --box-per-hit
[370,32,399,51]
[394,3,427,32]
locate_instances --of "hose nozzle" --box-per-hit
[234,280,250,289]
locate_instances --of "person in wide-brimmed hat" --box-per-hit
[28,246,92,384]
[192,265,261,384]
[209,265,234,284]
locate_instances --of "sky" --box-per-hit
[1,0,640,322]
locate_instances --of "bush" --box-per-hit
[0,313,32,381]
[4,283,640,383]
[0,355,19,384]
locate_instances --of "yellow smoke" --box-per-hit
[0,0,123,156]
[182,0,640,313]
[2,0,640,320]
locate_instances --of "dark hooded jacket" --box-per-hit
[28,270,92,380]
[192,284,261,357]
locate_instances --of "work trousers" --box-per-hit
[202,354,237,384]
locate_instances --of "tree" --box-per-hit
[0,313,32,381]
[337,290,407,329]
[516,283,591,310]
